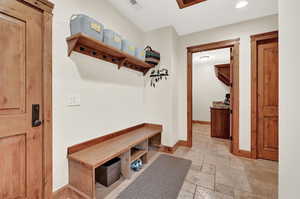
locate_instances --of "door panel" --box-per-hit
[263,118,278,150]
[0,1,44,198]
[0,13,26,115]
[0,135,26,198]
[257,40,279,161]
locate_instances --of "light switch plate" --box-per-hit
[67,94,81,106]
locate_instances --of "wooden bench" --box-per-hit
[67,123,162,199]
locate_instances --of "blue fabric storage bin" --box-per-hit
[70,14,104,42]
[103,29,122,50]
[135,48,145,61]
[121,40,136,56]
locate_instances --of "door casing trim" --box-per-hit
[186,39,241,156]
[250,31,278,159]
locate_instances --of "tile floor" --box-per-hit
[175,124,278,199]
[101,124,278,199]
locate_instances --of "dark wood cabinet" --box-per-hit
[210,107,230,139]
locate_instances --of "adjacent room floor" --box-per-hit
[102,124,278,199]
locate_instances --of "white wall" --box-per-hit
[52,0,146,191]
[278,1,300,198]
[177,15,278,150]
[192,50,230,122]
[143,26,179,147]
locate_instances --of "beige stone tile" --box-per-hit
[186,169,215,190]
[234,190,268,199]
[215,165,251,192]
[181,180,197,194]
[215,183,234,197]
[246,178,275,198]
[201,163,216,175]
[255,159,278,172]
[194,186,234,199]
[185,152,204,165]
[177,190,194,199]
[245,167,278,188]
[204,153,230,168]
[229,156,256,171]
[190,164,203,172]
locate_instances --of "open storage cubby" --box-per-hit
[149,133,162,149]
[130,140,148,164]
[66,33,155,75]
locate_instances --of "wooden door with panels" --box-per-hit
[251,31,279,161]
[0,0,53,198]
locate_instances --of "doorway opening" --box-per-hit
[192,48,231,139]
[251,31,279,161]
[187,39,242,156]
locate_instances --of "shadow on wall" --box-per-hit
[70,52,145,87]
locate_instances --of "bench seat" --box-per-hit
[68,124,162,168]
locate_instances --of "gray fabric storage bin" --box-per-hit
[95,157,121,187]
[121,40,136,56]
[135,48,145,61]
[103,29,122,50]
[70,14,104,42]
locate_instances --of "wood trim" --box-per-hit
[160,140,189,154]
[53,185,69,199]
[232,41,240,156]
[251,31,278,159]
[251,31,278,42]
[187,39,240,155]
[176,0,207,9]
[18,0,54,13]
[192,120,211,125]
[187,38,240,53]
[67,123,162,155]
[187,51,193,147]
[233,149,252,159]
[42,11,53,199]
[53,185,88,199]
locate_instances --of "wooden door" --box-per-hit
[257,39,279,161]
[0,1,45,198]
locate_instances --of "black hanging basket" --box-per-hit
[144,46,160,66]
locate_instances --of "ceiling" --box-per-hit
[107,0,278,35]
[193,48,230,65]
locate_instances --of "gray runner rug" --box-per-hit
[117,154,192,199]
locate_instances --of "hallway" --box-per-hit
[175,124,278,199]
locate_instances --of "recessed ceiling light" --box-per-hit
[236,0,248,9]
[199,56,210,62]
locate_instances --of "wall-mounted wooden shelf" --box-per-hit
[66,33,154,75]
[215,64,231,86]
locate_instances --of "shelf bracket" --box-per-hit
[143,68,151,76]
[67,38,79,56]
[118,58,127,69]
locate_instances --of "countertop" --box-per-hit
[211,101,230,110]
